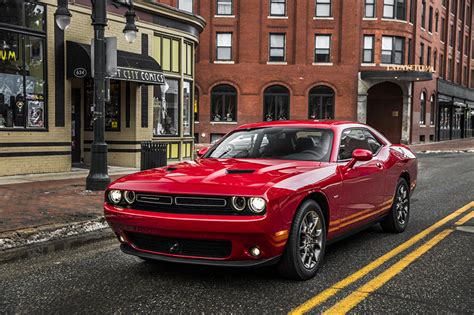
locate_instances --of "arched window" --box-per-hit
[263,85,290,121]
[308,86,335,119]
[211,84,237,122]
[435,10,439,32]
[430,94,435,125]
[420,92,426,125]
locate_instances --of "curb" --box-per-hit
[0,217,114,263]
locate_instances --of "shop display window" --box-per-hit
[263,85,289,121]
[153,79,179,136]
[84,79,121,131]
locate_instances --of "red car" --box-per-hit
[104,121,417,280]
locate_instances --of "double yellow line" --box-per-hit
[289,201,474,315]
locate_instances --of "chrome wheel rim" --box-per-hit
[395,184,409,225]
[299,211,323,270]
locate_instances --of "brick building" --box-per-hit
[0,0,204,176]
[168,0,474,144]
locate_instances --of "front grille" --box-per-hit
[130,193,241,215]
[126,232,232,258]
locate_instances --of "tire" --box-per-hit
[277,200,327,280]
[381,178,410,233]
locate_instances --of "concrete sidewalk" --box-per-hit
[409,138,474,153]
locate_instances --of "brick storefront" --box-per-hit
[170,0,473,144]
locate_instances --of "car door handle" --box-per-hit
[376,162,383,169]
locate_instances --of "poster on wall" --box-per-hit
[27,97,44,128]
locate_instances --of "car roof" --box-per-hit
[236,120,364,130]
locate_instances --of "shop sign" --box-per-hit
[0,50,17,61]
[73,67,87,78]
[386,65,435,73]
[114,67,165,85]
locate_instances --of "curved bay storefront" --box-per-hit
[0,0,204,176]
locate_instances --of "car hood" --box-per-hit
[110,158,333,196]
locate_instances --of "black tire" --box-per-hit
[381,178,410,233]
[277,200,326,280]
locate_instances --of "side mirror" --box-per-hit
[344,149,373,170]
[196,147,209,158]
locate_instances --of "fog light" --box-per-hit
[124,191,136,204]
[249,246,261,257]
[231,196,246,211]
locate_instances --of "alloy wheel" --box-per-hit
[395,184,409,225]
[299,210,323,270]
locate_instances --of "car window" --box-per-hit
[363,130,383,154]
[206,127,334,162]
[338,128,373,160]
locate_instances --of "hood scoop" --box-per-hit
[165,167,178,172]
[226,169,255,174]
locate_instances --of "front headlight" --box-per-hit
[108,190,122,204]
[248,197,266,213]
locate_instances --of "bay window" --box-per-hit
[381,36,404,64]
[153,80,180,136]
[383,0,406,20]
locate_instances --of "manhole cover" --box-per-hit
[455,226,474,234]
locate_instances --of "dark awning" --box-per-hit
[66,41,164,85]
[361,70,433,82]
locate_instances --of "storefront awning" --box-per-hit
[360,70,433,82]
[66,41,165,85]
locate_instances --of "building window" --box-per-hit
[449,24,454,47]
[457,30,462,51]
[451,0,456,15]
[419,43,424,64]
[270,0,286,16]
[427,46,431,66]
[217,0,233,15]
[448,58,453,81]
[464,66,468,86]
[465,35,469,54]
[440,17,446,41]
[85,80,120,131]
[0,2,46,130]
[211,84,237,122]
[430,94,435,125]
[433,49,437,70]
[211,133,225,143]
[381,36,404,64]
[264,85,289,121]
[420,92,426,125]
[435,11,439,33]
[383,0,406,20]
[153,35,181,74]
[364,0,376,18]
[362,35,375,63]
[216,33,232,61]
[178,0,193,13]
[315,0,332,17]
[194,87,199,122]
[440,53,444,77]
[183,81,192,136]
[153,80,180,136]
[314,35,331,63]
[408,38,413,64]
[456,61,461,83]
[308,86,335,119]
[269,33,286,62]
[421,0,426,28]
[428,6,433,32]
[409,0,415,23]
[184,41,193,76]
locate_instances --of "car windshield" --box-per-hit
[206,127,334,162]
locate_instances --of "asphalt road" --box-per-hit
[1,153,473,314]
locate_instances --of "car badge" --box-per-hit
[169,242,180,253]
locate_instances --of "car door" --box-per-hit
[337,128,386,233]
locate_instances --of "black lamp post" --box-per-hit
[55,0,138,191]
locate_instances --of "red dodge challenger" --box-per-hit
[104,121,417,280]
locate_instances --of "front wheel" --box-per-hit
[277,200,326,280]
[381,178,410,233]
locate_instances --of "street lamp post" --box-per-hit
[55,0,137,191]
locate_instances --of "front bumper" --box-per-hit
[105,203,289,263]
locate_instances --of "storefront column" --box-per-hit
[401,83,412,144]
[357,73,370,123]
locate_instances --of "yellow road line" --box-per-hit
[289,201,474,315]
[455,211,474,225]
[323,229,453,314]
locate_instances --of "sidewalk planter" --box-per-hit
[140,141,167,171]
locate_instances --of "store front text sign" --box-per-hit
[0,50,17,61]
[114,68,165,85]
[386,65,435,73]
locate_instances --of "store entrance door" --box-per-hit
[71,88,82,164]
[367,82,403,144]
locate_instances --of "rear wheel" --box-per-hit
[277,200,326,280]
[381,178,410,233]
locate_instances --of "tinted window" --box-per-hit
[207,127,333,162]
[338,128,382,160]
